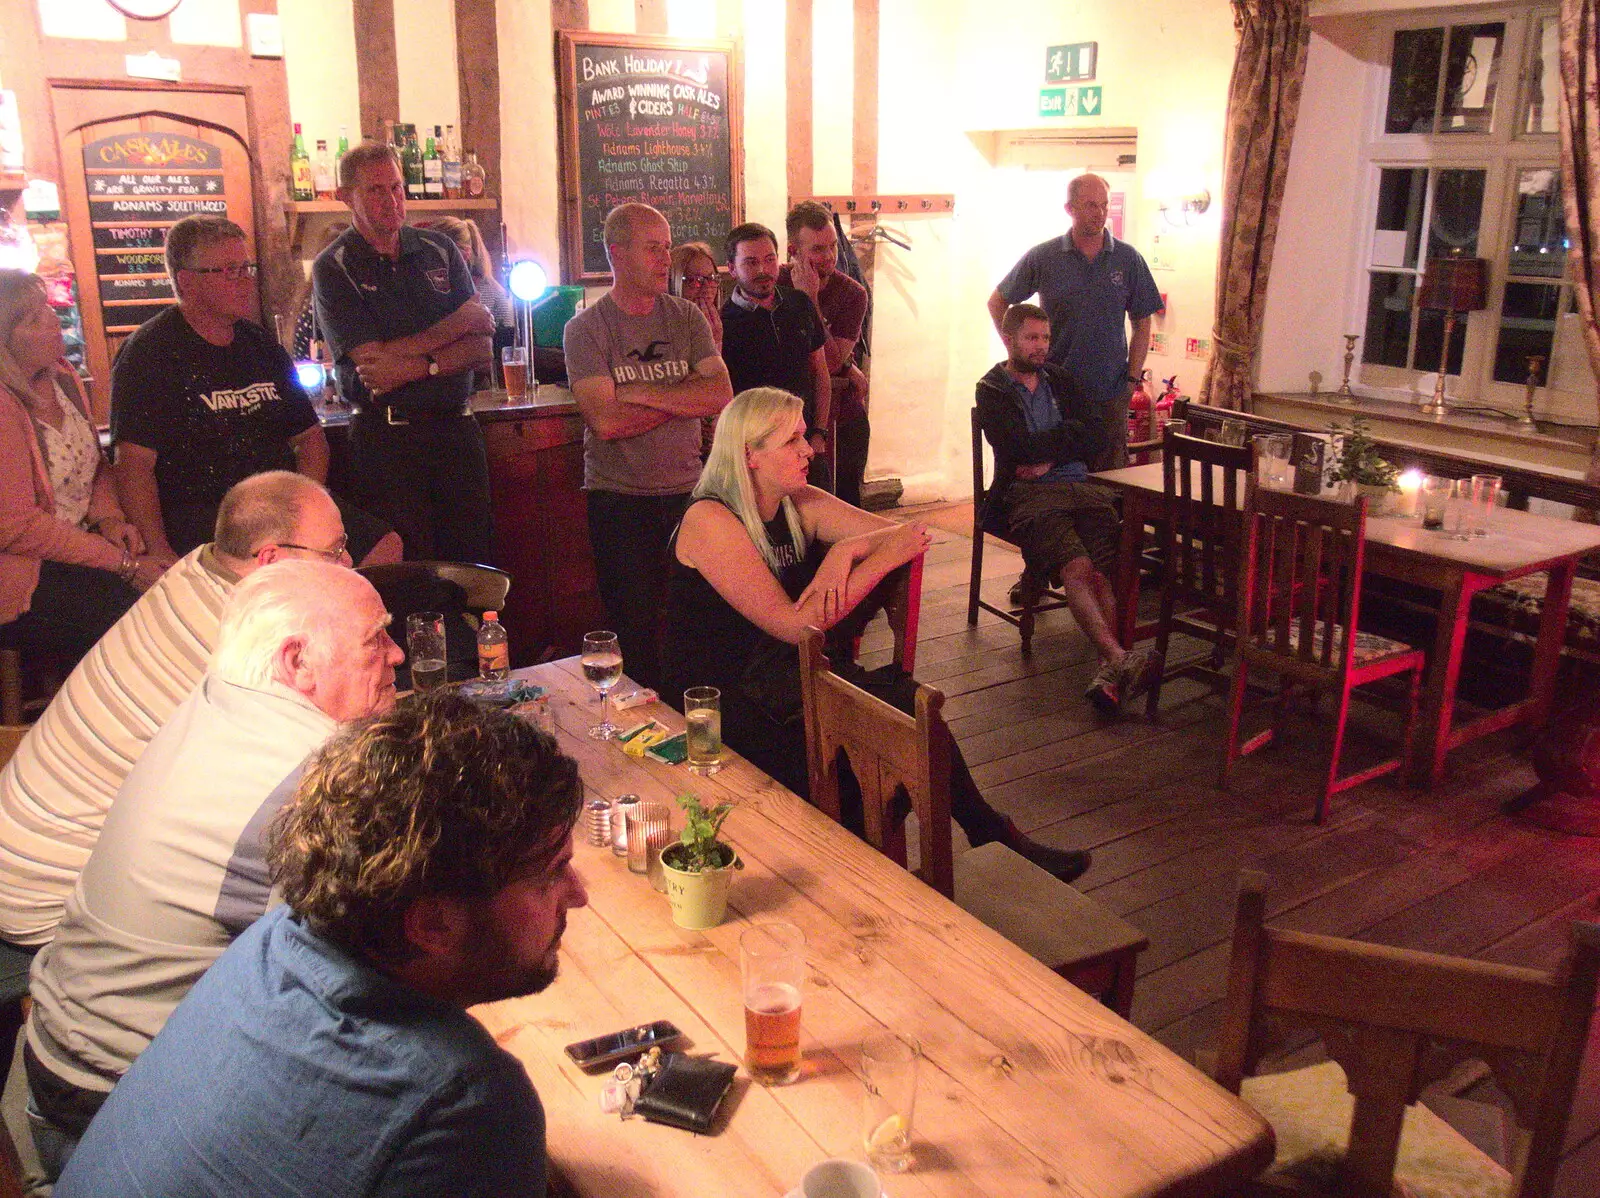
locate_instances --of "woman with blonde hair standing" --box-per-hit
[0,270,162,663]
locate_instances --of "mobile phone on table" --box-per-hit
[646,732,689,765]
[563,1020,683,1071]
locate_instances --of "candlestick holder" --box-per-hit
[1335,335,1358,402]
[1517,355,1544,433]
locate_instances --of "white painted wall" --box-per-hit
[280,0,360,147]
[395,0,460,137]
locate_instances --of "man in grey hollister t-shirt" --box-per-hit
[563,203,733,688]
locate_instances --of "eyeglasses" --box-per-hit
[682,273,717,289]
[183,262,259,280]
[265,533,349,561]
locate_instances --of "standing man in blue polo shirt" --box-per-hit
[987,173,1162,470]
[314,142,496,562]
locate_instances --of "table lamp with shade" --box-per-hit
[1415,253,1488,419]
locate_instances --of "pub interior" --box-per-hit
[0,0,1598,1195]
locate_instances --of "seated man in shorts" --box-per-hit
[976,303,1152,715]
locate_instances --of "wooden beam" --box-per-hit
[552,0,589,30]
[785,0,813,203]
[851,0,877,196]
[353,0,399,140]
[635,0,668,35]
[0,0,58,181]
[455,0,502,258]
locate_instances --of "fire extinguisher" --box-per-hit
[1127,371,1154,459]
[1155,375,1179,433]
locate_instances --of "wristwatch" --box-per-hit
[425,354,440,377]
[1126,373,1141,385]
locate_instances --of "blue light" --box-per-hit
[294,361,325,392]
[509,260,549,302]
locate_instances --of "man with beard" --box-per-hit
[719,222,831,489]
[986,173,1162,471]
[976,304,1151,715]
[54,692,587,1197]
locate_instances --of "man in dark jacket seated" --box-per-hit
[976,303,1151,715]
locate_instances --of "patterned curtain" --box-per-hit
[1201,0,1312,411]
[1559,0,1600,483]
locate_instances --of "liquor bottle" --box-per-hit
[401,129,424,200]
[290,123,314,202]
[312,139,335,199]
[334,125,350,187]
[442,123,462,199]
[423,127,444,199]
[463,149,486,199]
[477,611,510,680]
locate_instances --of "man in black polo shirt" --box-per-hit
[313,142,495,562]
[719,222,832,489]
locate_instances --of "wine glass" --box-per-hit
[581,631,624,740]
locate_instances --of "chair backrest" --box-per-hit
[1236,479,1368,684]
[970,408,1006,538]
[1158,425,1254,627]
[798,628,954,896]
[0,727,24,771]
[358,561,512,614]
[1217,871,1600,1198]
[881,556,923,673]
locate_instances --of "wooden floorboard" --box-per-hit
[876,503,1600,1191]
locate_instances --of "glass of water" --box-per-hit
[581,630,624,740]
[405,612,447,691]
[683,686,723,774]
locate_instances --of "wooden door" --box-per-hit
[52,89,255,422]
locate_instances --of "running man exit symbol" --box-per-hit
[1044,42,1097,83]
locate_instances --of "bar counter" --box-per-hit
[321,387,603,666]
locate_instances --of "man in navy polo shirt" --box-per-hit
[987,173,1162,470]
[314,142,495,562]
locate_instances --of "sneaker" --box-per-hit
[1008,571,1046,610]
[1085,660,1120,716]
[999,818,1092,885]
[1118,646,1158,705]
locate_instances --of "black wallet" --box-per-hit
[634,1053,737,1134]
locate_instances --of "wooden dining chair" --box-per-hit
[967,409,1072,650]
[1216,871,1600,1198]
[1221,483,1426,823]
[1144,424,1254,717]
[798,629,1149,1015]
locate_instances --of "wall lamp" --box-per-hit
[1157,188,1212,228]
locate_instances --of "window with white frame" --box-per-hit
[1355,7,1594,419]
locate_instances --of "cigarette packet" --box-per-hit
[612,688,659,712]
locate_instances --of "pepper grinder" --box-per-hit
[1518,355,1545,433]
[1336,335,1358,402]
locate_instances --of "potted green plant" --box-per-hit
[659,793,742,930]
[1325,417,1399,510]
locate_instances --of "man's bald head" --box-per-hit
[603,203,668,252]
[213,472,340,572]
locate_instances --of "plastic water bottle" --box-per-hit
[477,610,510,680]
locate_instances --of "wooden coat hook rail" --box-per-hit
[798,194,955,216]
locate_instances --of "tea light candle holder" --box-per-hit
[1395,469,1425,519]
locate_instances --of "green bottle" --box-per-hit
[290,122,314,202]
[423,127,443,199]
[401,129,424,200]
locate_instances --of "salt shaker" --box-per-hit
[610,794,640,857]
[583,796,612,847]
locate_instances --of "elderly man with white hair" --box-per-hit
[21,558,402,1171]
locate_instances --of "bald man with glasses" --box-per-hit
[111,216,399,571]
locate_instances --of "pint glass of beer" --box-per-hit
[741,922,805,1085]
[502,345,528,401]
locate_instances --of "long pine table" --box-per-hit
[473,658,1275,1197]
[1095,461,1600,788]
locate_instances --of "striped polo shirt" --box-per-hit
[0,545,237,947]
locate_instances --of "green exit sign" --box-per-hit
[1039,85,1103,118]
[1045,42,1098,83]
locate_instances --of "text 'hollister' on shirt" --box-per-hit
[563,292,716,496]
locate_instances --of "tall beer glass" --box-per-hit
[741,922,805,1085]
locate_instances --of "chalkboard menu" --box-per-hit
[557,32,742,283]
[81,132,228,331]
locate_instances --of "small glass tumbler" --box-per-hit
[1444,478,1474,541]
[625,801,672,891]
[1470,473,1501,536]
[1218,418,1248,447]
[1420,475,1451,530]
[741,923,806,1086]
[684,686,723,775]
[610,794,639,857]
[861,1032,919,1173]
[1257,434,1293,490]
